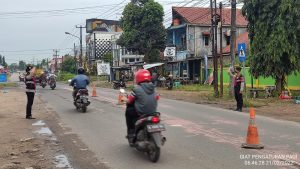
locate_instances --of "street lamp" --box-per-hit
[65,32,82,67]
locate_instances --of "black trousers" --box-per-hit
[125,103,139,135]
[26,92,35,117]
[72,89,79,100]
[234,87,243,110]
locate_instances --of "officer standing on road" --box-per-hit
[229,66,245,112]
[25,65,36,119]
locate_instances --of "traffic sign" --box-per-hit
[238,43,246,62]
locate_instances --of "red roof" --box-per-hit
[173,7,248,27]
[222,32,249,54]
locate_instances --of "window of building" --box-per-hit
[225,35,230,45]
[136,58,140,62]
[203,35,209,46]
[129,58,135,63]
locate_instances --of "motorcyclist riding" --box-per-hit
[125,69,160,141]
[70,67,90,101]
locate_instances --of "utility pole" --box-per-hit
[210,0,215,86]
[211,0,219,97]
[74,43,77,68]
[229,0,237,96]
[213,0,219,97]
[219,2,223,97]
[53,49,59,74]
[76,25,86,67]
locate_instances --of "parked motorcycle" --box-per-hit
[166,80,173,90]
[113,80,126,89]
[121,89,166,162]
[74,89,90,113]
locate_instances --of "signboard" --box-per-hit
[97,62,111,76]
[164,47,176,57]
[0,73,7,82]
[238,43,246,62]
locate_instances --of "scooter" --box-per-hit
[40,79,47,88]
[48,76,56,90]
[121,89,166,162]
[113,80,126,89]
[74,89,90,113]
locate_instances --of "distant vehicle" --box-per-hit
[19,73,25,82]
[48,74,56,90]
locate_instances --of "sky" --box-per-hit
[0,0,235,64]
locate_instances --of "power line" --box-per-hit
[0,4,122,16]
[0,48,72,53]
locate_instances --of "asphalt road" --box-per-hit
[36,83,300,169]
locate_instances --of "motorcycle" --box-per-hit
[121,89,166,162]
[40,79,47,88]
[113,80,126,89]
[74,89,90,113]
[48,76,56,90]
[166,79,173,90]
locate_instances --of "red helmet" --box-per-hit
[135,69,151,84]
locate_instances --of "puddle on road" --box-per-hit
[32,120,45,126]
[54,154,73,168]
[35,127,53,135]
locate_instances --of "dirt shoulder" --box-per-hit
[157,88,300,123]
[91,80,300,123]
[0,87,107,169]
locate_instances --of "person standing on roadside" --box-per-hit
[229,66,245,112]
[25,65,36,119]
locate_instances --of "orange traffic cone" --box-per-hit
[241,107,264,149]
[117,92,124,105]
[91,84,97,97]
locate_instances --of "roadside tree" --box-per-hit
[242,0,300,92]
[61,55,76,73]
[117,0,166,63]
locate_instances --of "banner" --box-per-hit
[97,62,111,76]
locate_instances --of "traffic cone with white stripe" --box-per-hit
[241,107,264,149]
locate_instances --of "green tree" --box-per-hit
[0,55,2,65]
[2,56,7,67]
[61,55,76,73]
[18,60,26,70]
[102,53,113,66]
[118,0,166,63]
[242,0,300,92]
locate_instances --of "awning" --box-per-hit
[167,24,187,30]
[143,63,165,69]
[202,31,210,36]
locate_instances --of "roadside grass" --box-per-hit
[57,72,75,82]
[163,83,283,108]
[0,82,18,89]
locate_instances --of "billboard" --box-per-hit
[97,62,111,76]
[86,19,122,33]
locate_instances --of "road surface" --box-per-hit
[33,83,299,169]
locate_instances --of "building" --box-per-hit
[111,34,144,66]
[86,19,123,62]
[166,7,248,81]
[48,57,64,73]
[86,18,144,67]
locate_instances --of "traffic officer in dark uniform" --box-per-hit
[229,66,245,112]
[25,65,36,119]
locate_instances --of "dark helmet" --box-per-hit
[77,67,85,74]
[235,66,242,72]
[26,65,33,73]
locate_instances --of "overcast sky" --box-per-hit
[0,0,232,64]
